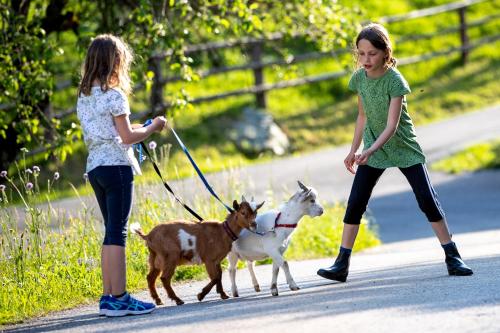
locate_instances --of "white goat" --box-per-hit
[228,181,324,297]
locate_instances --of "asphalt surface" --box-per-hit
[2,104,500,332]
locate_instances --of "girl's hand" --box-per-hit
[355,149,374,165]
[344,152,357,175]
[152,116,167,132]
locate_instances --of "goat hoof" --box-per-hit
[155,299,163,305]
[232,292,239,298]
[254,285,261,292]
[271,290,279,297]
[220,293,229,300]
[290,286,300,291]
[175,299,184,306]
[197,293,205,302]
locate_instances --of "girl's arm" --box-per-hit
[345,96,366,174]
[114,115,166,145]
[355,96,403,165]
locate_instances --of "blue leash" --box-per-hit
[169,126,234,214]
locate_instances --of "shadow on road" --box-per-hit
[5,255,499,332]
[368,170,500,243]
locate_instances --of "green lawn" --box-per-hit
[432,139,500,173]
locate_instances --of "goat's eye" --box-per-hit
[310,199,315,203]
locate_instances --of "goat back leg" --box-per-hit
[227,252,239,297]
[147,266,163,305]
[247,260,260,292]
[214,262,229,300]
[282,260,299,291]
[160,260,184,305]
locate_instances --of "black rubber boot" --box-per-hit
[443,242,473,276]
[317,248,351,282]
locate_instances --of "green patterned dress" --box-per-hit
[348,67,425,168]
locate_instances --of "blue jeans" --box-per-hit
[88,165,134,246]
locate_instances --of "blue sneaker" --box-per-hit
[99,295,112,316]
[106,293,156,317]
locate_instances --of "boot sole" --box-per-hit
[448,269,473,276]
[317,269,347,282]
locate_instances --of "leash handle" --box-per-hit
[135,119,154,164]
[169,127,234,213]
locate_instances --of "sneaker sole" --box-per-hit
[105,308,155,317]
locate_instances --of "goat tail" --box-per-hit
[130,222,147,240]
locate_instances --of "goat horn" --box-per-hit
[297,180,308,191]
[241,195,247,202]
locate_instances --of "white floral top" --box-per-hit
[77,87,141,175]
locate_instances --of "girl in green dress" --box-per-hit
[317,23,472,282]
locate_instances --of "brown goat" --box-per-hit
[132,199,264,305]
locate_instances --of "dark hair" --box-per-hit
[78,34,133,97]
[355,23,396,68]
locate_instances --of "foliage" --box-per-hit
[432,139,500,174]
[0,1,73,171]
[0,0,357,171]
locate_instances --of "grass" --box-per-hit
[432,139,500,173]
[0,158,380,325]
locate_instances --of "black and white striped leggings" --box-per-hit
[343,163,445,225]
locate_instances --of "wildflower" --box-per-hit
[33,166,40,173]
[54,172,60,180]
[83,173,88,180]
[149,141,157,150]
[26,182,33,190]
[20,147,29,153]
[86,258,97,269]
[0,171,6,178]
[25,168,33,174]
[0,185,5,191]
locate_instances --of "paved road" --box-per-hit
[3,104,500,332]
[4,230,499,333]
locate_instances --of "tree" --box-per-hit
[0,0,357,172]
[0,0,79,172]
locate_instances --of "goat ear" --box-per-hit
[256,201,265,211]
[297,180,308,191]
[301,190,312,202]
[233,200,240,210]
[251,196,255,202]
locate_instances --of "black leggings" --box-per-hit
[344,163,445,225]
[88,165,134,246]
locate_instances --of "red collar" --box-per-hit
[274,212,297,229]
